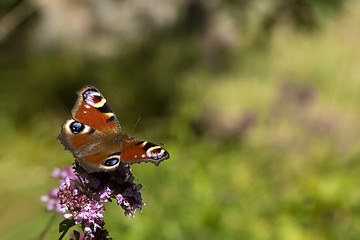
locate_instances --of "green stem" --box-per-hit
[58,227,70,240]
[38,213,57,240]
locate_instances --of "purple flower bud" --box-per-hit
[116,194,124,205]
[51,166,77,182]
[100,187,112,202]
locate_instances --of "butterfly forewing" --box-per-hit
[72,86,121,132]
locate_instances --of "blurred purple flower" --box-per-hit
[41,167,77,214]
[41,188,62,213]
[51,166,77,180]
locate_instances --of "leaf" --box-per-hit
[59,218,76,233]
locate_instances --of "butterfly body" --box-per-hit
[58,86,169,172]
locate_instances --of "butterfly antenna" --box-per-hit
[131,116,142,133]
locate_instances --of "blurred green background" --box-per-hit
[1,0,360,239]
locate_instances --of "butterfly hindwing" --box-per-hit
[58,119,95,155]
[121,140,170,166]
[78,152,122,173]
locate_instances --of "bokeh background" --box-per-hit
[1,0,360,239]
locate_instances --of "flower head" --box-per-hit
[42,162,145,239]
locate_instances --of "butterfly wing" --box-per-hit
[76,139,170,172]
[58,86,124,172]
[58,85,169,173]
[71,85,121,132]
[121,140,170,166]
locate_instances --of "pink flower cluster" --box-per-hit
[41,163,144,239]
[41,166,76,213]
[58,177,107,238]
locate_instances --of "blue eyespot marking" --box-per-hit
[70,121,84,134]
[102,158,119,166]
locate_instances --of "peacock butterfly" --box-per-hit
[58,85,169,172]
